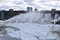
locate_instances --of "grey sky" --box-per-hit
[0,0,60,10]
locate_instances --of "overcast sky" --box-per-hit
[0,0,60,10]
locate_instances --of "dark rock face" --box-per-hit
[56,20,60,24]
[51,22,54,24]
[0,10,27,20]
[51,20,60,24]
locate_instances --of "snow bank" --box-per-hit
[5,23,60,40]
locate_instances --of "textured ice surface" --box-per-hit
[5,23,60,40]
[0,12,60,40]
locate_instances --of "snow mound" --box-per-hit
[5,23,60,40]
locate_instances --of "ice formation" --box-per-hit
[5,11,52,24]
[0,11,60,40]
[5,23,60,40]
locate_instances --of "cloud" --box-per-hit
[0,0,28,10]
[40,1,60,10]
[0,0,60,10]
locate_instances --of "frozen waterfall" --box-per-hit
[5,11,52,24]
[0,11,60,40]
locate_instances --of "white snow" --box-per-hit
[6,28,37,40]
[5,23,60,40]
[4,12,52,24]
[0,11,60,40]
